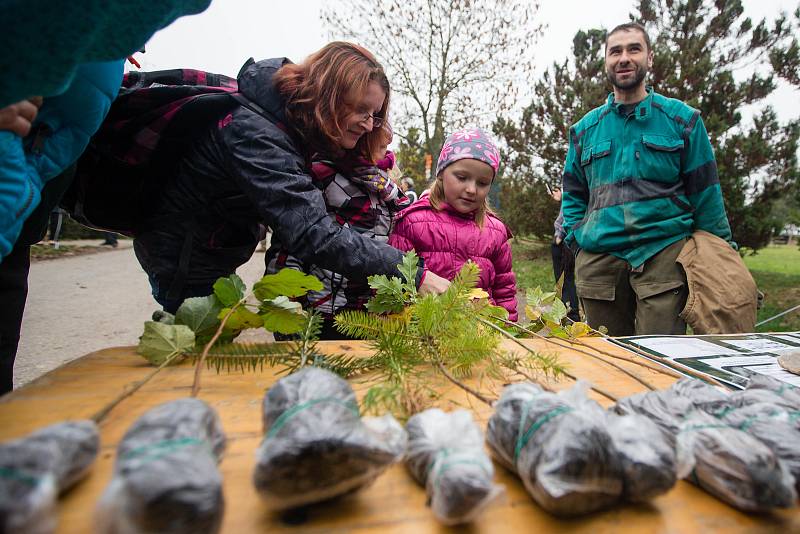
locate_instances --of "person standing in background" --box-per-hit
[561,22,734,336]
[550,188,580,322]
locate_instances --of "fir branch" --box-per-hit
[187,342,296,373]
[311,352,384,377]
[293,312,323,367]
[188,339,377,378]
[334,309,414,340]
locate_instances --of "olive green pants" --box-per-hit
[574,238,688,336]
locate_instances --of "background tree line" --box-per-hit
[325,0,800,252]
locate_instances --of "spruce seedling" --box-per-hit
[335,252,564,417]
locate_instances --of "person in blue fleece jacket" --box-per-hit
[0,0,212,393]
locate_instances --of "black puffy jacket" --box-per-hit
[133,58,414,296]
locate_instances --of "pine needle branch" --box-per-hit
[480,317,620,400]
[552,318,683,378]
[498,354,556,392]
[294,312,322,367]
[187,342,296,373]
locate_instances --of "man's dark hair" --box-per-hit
[605,22,652,52]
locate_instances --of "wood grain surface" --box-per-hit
[1,338,796,533]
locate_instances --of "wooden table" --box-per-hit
[1,338,798,533]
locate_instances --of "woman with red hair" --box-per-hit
[133,42,449,312]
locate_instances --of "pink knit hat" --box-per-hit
[436,127,500,177]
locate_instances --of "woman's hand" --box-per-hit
[0,97,43,137]
[418,270,450,295]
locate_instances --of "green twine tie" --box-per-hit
[514,403,572,463]
[266,397,359,439]
[0,466,42,487]
[426,447,492,490]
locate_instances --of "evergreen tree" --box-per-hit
[395,127,428,192]
[496,0,799,250]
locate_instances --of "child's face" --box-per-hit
[440,159,494,214]
[372,125,393,161]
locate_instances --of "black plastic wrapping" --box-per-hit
[253,367,406,509]
[405,408,502,524]
[96,398,227,534]
[615,379,797,512]
[719,402,800,492]
[605,412,677,502]
[731,374,800,414]
[677,411,796,511]
[0,420,99,534]
[486,382,623,516]
[613,386,690,443]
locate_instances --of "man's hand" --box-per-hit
[419,270,450,295]
[0,97,43,137]
[550,187,562,202]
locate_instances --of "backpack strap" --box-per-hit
[229,92,279,123]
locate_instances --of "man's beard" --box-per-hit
[607,64,647,90]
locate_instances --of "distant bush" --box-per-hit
[57,217,107,240]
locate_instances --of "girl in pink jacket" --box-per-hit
[389,128,518,321]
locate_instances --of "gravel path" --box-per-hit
[16,240,527,389]
[15,242,267,388]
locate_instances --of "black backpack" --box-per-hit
[61,68,262,236]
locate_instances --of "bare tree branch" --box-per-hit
[323,0,543,178]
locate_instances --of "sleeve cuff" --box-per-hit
[415,256,427,288]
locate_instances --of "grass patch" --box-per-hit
[511,238,555,295]
[30,244,102,261]
[743,245,800,332]
[743,244,800,276]
[511,240,800,332]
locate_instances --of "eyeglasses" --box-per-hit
[357,111,384,128]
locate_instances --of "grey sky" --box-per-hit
[136,0,798,123]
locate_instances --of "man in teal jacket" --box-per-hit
[561,22,734,336]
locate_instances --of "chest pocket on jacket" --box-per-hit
[580,139,613,181]
[640,134,683,183]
